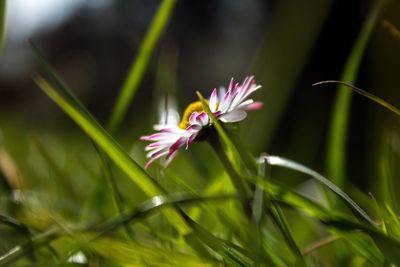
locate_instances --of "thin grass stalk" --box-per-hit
[94,144,136,243]
[326,0,388,188]
[107,0,177,133]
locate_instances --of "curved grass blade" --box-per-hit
[313,80,400,117]
[0,227,58,266]
[326,0,387,188]
[1,194,240,265]
[258,178,400,265]
[107,0,177,132]
[257,156,305,264]
[94,193,256,267]
[263,155,375,226]
[30,41,95,121]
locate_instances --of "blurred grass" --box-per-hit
[1,1,400,266]
[326,0,388,188]
[245,0,333,153]
[107,0,177,133]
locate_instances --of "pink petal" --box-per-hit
[147,147,168,158]
[140,133,161,141]
[227,78,234,92]
[145,150,169,169]
[186,124,202,133]
[196,112,209,126]
[164,150,179,166]
[189,112,199,125]
[244,101,263,110]
[168,136,186,158]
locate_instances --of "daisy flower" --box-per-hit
[209,76,263,123]
[141,76,262,168]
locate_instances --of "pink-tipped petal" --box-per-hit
[209,88,218,112]
[189,112,199,125]
[145,150,169,169]
[244,101,263,110]
[168,136,186,157]
[219,89,231,113]
[196,112,209,126]
[186,124,202,132]
[219,110,247,123]
[218,87,226,100]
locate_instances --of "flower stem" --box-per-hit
[208,133,252,216]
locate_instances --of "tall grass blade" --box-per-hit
[107,0,177,132]
[33,76,190,234]
[326,0,387,187]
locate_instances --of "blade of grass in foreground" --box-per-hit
[33,76,190,234]
[259,178,400,265]
[0,194,239,266]
[107,0,177,133]
[326,0,387,188]
[263,155,375,226]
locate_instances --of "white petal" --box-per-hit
[218,86,226,100]
[236,99,254,109]
[209,88,218,112]
[219,110,247,123]
[219,89,232,113]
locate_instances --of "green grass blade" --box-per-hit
[259,178,400,265]
[313,80,400,117]
[0,0,6,55]
[257,156,304,263]
[94,193,255,266]
[33,76,191,234]
[264,155,375,225]
[93,144,135,242]
[107,0,177,132]
[30,41,95,121]
[326,0,387,187]
[34,76,160,198]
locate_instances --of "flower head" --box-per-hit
[209,76,263,123]
[141,76,262,168]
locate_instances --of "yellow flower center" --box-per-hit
[179,101,204,129]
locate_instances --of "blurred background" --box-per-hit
[0,0,400,192]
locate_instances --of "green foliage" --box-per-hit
[326,0,388,188]
[1,0,400,266]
